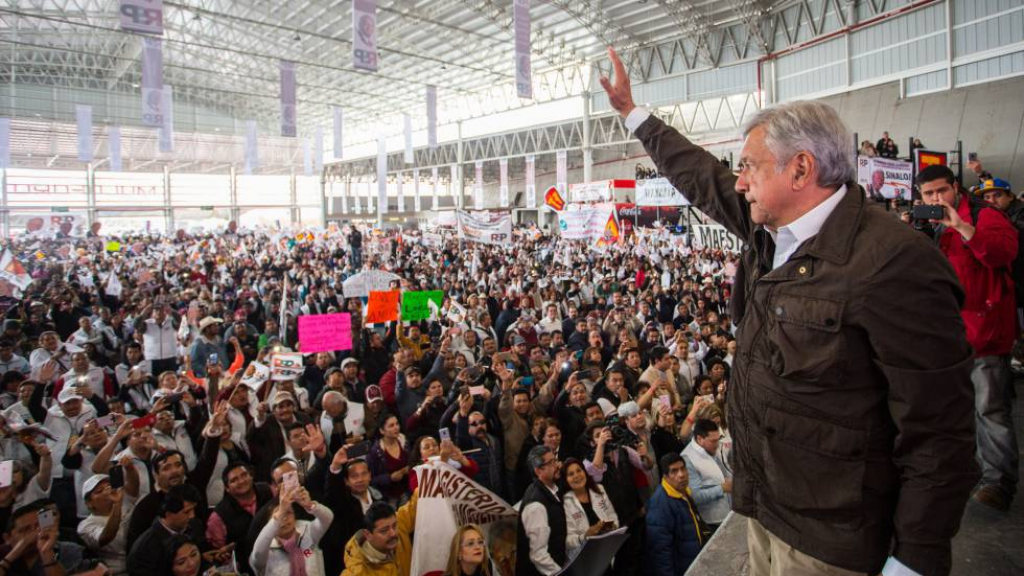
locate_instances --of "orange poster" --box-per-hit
[365,290,401,324]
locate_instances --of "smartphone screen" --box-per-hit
[109,466,125,490]
[439,428,451,442]
[969,151,978,162]
[37,509,56,530]
[346,441,370,459]
[282,470,299,490]
[94,415,115,429]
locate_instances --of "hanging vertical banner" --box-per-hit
[341,181,349,213]
[513,0,532,99]
[403,114,413,164]
[314,127,324,173]
[108,127,122,172]
[525,154,536,208]
[352,0,379,72]
[353,181,361,213]
[76,105,93,162]
[332,106,343,159]
[413,169,422,212]
[474,161,484,209]
[499,158,509,208]
[450,164,459,209]
[140,37,163,127]
[302,138,313,177]
[158,84,173,153]
[244,120,258,175]
[397,173,406,212]
[377,138,388,215]
[556,149,568,197]
[431,166,439,210]
[280,61,297,138]
[0,118,10,169]
[119,0,163,35]
[366,180,374,212]
[426,86,437,150]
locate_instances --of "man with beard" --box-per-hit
[517,446,566,576]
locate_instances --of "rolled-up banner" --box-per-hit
[403,114,413,164]
[244,120,258,175]
[352,0,379,72]
[280,61,297,138]
[514,0,532,99]
[525,154,536,208]
[332,106,343,159]
[0,118,10,169]
[474,161,484,209]
[499,158,509,207]
[158,84,173,153]
[556,149,567,196]
[119,0,163,35]
[76,105,93,162]
[413,168,421,212]
[431,166,439,209]
[108,127,122,172]
[315,126,324,173]
[141,37,163,127]
[302,138,312,176]
[426,86,437,150]
[377,138,388,214]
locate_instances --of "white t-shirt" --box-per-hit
[78,499,136,576]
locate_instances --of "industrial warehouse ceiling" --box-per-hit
[0,0,777,140]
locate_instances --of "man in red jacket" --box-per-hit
[919,164,1019,511]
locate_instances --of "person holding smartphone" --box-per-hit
[561,457,619,559]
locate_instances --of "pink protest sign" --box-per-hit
[298,313,352,353]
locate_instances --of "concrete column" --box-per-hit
[85,163,96,227]
[582,90,593,185]
[456,121,464,209]
[163,164,173,232]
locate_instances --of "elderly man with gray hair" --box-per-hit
[601,47,977,576]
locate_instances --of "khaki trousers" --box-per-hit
[747,518,874,576]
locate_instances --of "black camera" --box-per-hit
[911,205,945,221]
[602,414,640,451]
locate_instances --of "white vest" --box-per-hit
[682,439,731,524]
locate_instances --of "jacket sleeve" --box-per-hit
[633,114,752,242]
[965,206,1019,269]
[522,502,563,575]
[645,497,676,576]
[857,237,978,576]
[563,498,588,554]
[397,488,418,539]
[249,515,279,575]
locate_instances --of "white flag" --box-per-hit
[525,154,536,208]
[377,138,388,215]
[140,37,163,127]
[0,118,10,169]
[403,114,413,164]
[426,86,437,150]
[76,105,93,162]
[109,127,122,171]
[105,272,123,298]
[514,0,532,99]
[315,126,324,173]
[352,0,378,72]
[302,138,312,177]
[474,161,484,209]
[158,84,173,153]
[413,168,421,212]
[332,106,343,159]
[244,120,258,175]
[499,158,509,208]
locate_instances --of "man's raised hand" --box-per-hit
[598,47,637,119]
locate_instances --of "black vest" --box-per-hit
[213,482,273,545]
[516,480,567,576]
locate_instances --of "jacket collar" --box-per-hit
[661,477,693,500]
[790,182,865,265]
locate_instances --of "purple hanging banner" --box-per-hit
[302,138,312,177]
[280,61,297,138]
[525,154,536,208]
[244,120,258,175]
[120,0,163,35]
[141,37,163,127]
[352,0,379,72]
[426,86,437,150]
[158,84,173,153]
[513,0,532,99]
[333,106,343,159]
[0,118,11,169]
[109,127,122,172]
[76,105,93,162]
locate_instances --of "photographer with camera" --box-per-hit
[918,165,1019,511]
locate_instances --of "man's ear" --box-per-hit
[791,152,816,190]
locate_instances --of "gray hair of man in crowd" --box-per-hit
[527,445,553,475]
[742,100,856,190]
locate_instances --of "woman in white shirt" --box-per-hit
[561,457,619,559]
[250,485,334,576]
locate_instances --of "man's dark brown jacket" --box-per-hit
[635,115,978,576]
